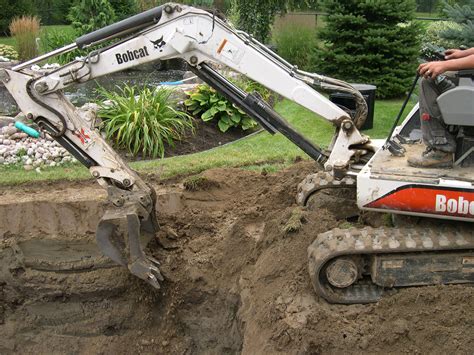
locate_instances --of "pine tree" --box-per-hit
[68,0,116,36]
[317,0,421,98]
[440,0,474,47]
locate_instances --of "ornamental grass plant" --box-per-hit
[98,85,194,158]
[9,16,40,60]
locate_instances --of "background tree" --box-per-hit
[317,0,421,98]
[0,0,35,35]
[68,0,116,36]
[109,0,139,20]
[34,0,74,25]
[439,0,474,46]
[234,0,318,43]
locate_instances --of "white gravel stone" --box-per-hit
[0,116,81,169]
[2,126,18,136]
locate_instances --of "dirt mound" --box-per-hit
[1,161,473,354]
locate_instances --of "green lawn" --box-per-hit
[0,25,73,48]
[0,98,416,186]
[415,12,441,19]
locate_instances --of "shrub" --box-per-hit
[185,84,256,132]
[0,44,19,60]
[233,77,277,105]
[9,16,41,60]
[234,0,318,43]
[109,0,139,21]
[40,29,86,64]
[0,0,35,35]
[98,85,194,158]
[273,24,317,72]
[317,0,421,99]
[439,0,474,47]
[234,0,286,43]
[421,20,464,50]
[35,0,74,26]
[68,0,116,36]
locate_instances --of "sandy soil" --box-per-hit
[0,161,473,354]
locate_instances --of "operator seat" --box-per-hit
[437,69,474,167]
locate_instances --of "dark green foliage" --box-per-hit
[184,77,275,132]
[274,24,317,71]
[233,0,319,43]
[235,0,286,43]
[317,0,421,98]
[35,0,74,25]
[109,0,139,20]
[40,29,87,64]
[0,0,35,35]
[185,84,257,132]
[440,0,474,46]
[416,0,440,13]
[68,0,116,36]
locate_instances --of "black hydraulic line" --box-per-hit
[37,119,97,168]
[26,78,67,137]
[383,73,420,149]
[76,5,164,49]
[189,63,328,164]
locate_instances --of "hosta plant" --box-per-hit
[184,84,257,132]
[0,44,18,60]
[98,85,194,158]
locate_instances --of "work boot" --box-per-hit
[407,148,453,168]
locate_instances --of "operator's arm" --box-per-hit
[445,47,474,60]
[418,54,474,79]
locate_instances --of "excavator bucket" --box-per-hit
[96,200,163,289]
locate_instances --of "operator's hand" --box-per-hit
[445,48,464,60]
[418,61,447,79]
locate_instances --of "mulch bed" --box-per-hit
[122,119,256,162]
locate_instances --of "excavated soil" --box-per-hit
[0,161,473,354]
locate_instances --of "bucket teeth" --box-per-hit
[96,201,162,289]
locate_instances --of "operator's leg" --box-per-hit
[408,77,457,168]
[419,78,457,152]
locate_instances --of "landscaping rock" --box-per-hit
[0,116,77,170]
[0,116,14,128]
[183,71,202,84]
[2,125,18,136]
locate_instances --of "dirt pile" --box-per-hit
[1,161,473,354]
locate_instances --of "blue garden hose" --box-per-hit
[159,80,185,86]
[15,121,40,138]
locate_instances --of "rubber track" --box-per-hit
[296,171,356,206]
[308,226,474,304]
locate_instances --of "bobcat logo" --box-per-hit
[150,36,166,52]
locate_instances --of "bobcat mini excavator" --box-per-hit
[2,4,473,304]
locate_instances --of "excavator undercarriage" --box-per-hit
[298,106,474,303]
